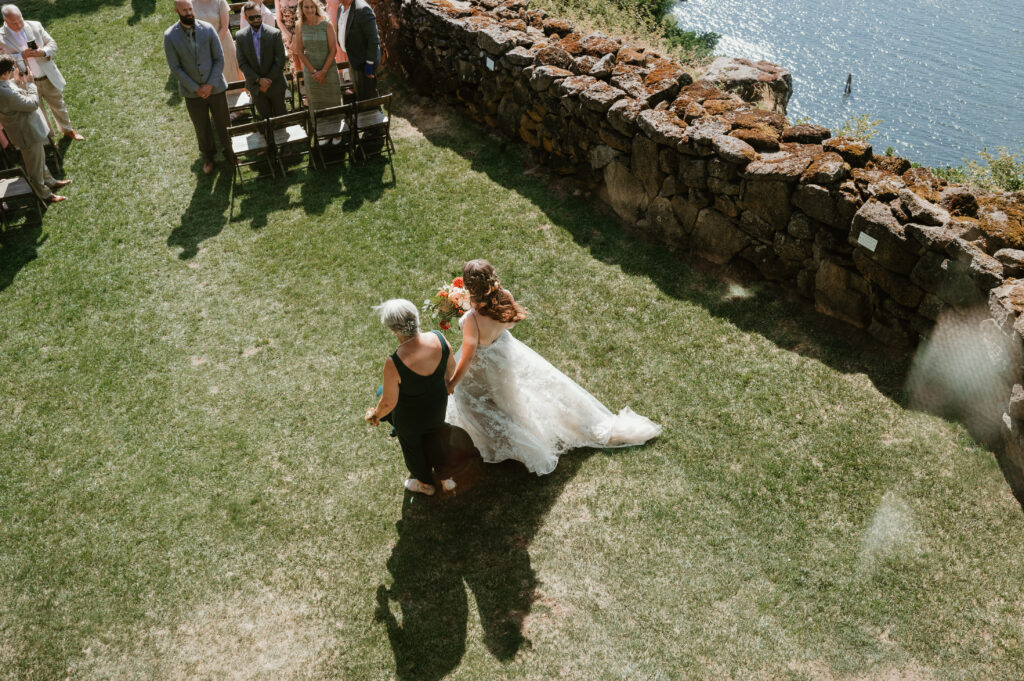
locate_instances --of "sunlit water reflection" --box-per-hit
[672,0,1024,167]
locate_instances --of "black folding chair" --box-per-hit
[228,2,245,36]
[352,93,394,161]
[0,167,44,228]
[227,120,275,184]
[266,110,313,175]
[336,61,356,102]
[310,103,354,168]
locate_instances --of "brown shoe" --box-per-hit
[51,179,72,189]
[47,194,68,204]
[202,160,215,175]
[63,130,85,141]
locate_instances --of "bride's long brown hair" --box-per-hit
[463,260,528,324]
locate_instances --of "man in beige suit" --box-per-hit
[0,4,83,141]
[0,55,70,203]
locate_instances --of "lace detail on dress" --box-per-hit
[445,331,661,475]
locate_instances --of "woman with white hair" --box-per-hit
[366,299,457,495]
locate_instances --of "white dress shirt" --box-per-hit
[9,27,44,78]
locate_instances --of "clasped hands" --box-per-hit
[195,83,213,99]
[258,77,272,93]
[364,408,381,426]
[20,48,45,60]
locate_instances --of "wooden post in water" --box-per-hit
[844,74,852,95]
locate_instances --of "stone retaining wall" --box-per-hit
[385,0,1024,499]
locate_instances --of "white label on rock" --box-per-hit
[486,57,495,71]
[857,231,879,252]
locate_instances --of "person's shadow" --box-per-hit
[375,452,594,681]
[167,164,231,259]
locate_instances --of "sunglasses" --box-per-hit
[245,14,262,21]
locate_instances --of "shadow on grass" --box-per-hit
[17,0,151,24]
[375,452,593,680]
[167,162,232,259]
[390,86,912,403]
[0,223,45,295]
[165,73,182,107]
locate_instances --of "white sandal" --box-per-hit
[404,478,435,495]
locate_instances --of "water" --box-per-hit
[671,0,1024,167]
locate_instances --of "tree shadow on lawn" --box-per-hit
[16,0,152,24]
[167,162,232,259]
[375,451,594,681]
[393,95,911,403]
[0,222,45,295]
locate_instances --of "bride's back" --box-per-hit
[468,309,514,346]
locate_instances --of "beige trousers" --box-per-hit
[20,141,56,201]
[34,76,72,135]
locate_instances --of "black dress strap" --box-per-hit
[432,330,449,375]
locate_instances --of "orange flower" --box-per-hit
[438,290,448,297]
[440,320,450,330]
[452,277,464,288]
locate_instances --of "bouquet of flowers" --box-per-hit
[423,276,471,330]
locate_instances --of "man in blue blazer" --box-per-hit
[164,0,233,175]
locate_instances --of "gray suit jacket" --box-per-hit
[164,20,227,98]
[0,78,47,149]
[338,0,380,70]
[235,24,286,92]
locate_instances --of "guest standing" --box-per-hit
[193,0,243,82]
[0,55,69,203]
[164,0,233,175]
[274,0,301,70]
[0,4,84,141]
[235,1,287,119]
[366,299,457,496]
[294,0,341,111]
[335,0,380,101]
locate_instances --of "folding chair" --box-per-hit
[353,93,394,161]
[227,120,275,184]
[336,61,356,102]
[266,110,313,175]
[0,167,44,229]
[310,103,354,168]
[284,71,302,111]
[226,80,256,123]
[228,2,245,36]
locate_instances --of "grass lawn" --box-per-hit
[1,2,1022,679]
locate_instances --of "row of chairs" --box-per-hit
[227,92,393,184]
[0,127,65,228]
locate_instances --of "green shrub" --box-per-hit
[932,148,1024,193]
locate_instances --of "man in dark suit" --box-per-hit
[163,0,233,175]
[335,0,380,101]
[234,1,287,119]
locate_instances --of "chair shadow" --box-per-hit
[390,87,913,403]
[340,155,395,212]
[0,222,46,295]
[166,163,232,259]
[375,452,594,681]
[231,169,297,230]
[299,161,343,216]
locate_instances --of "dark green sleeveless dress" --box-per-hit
[390,331,449,483]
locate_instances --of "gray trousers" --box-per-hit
[35,76,72,135]
[184,91,233,162]
[20,140,55,201]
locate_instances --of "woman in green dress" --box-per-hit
[293,0,342,111]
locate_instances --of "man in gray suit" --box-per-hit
[235,1,286,119]
[335,0,380,101]
[164,0,233,175]
[0,55,70,203]
[0,4,84,141]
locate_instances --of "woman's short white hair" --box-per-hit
[374,299,419,337]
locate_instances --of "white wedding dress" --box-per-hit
[445,330,662,475]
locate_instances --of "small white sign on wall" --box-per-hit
[857,231,879,252]
[485,57,495,71]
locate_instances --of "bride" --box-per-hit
[445,260,661,475]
